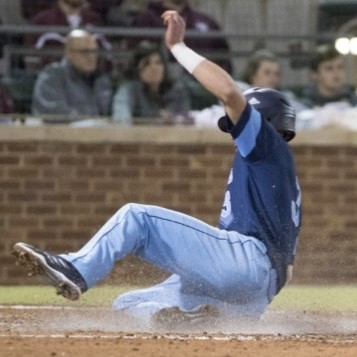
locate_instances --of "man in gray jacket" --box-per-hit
[32,29,113,123]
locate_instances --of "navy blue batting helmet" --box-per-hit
[218,87,296,142]
[244,87,296,142]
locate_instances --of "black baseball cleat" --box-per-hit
[151,304,220,330]
[12,242,87,301]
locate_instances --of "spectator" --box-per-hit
[132,0,232,74]
[239,49,281,91]
[25,0,103,47]
[0,0,27,55]
[191,48,306,127]
[21,0,54,21]
[0,84,15,114]
[301,44,357,108]
[86,0,125,24]
[32,29,113,122]
[238,48,306,113]
[112,41,191,125]
[105,0,143,27]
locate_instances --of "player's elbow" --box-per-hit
[220,84,243,108]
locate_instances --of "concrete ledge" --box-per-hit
[0,124,356,145]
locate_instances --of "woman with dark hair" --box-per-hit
[112,41,191,124]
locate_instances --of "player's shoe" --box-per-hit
[151,304,220,330]
[12,242,87,301]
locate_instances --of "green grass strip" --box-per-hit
[269,285,357,311]
[0,285,357,311]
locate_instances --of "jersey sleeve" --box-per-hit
[219,103,282,161]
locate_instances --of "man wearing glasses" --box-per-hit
[32,29,113,123]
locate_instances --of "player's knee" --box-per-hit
[118,203,145,216]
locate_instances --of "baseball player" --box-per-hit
[13,11,302,328]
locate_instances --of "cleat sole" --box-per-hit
[12,243,81,301]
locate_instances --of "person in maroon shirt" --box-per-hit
[21,0,55,21]
[25,0,103,47]
[132,0,232,74]
[21,0,124,24]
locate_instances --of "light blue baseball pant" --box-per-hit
[61,203,277,322]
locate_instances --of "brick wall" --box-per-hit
[0,126,356,285]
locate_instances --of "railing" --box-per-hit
[0,24,324,77]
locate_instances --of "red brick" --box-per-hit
[0,181,21,190]
[161,182,190,192]
[27,230,59,240]
[127,157,156,166]
[8,217,40,228]
[0,156,20,164]
[8,168,39,178]
[92,157,123,166]
[0,204,24,214]
[59,204,91,215]
[74,193,106,203]
[110,167,140,177]
[43,218,74,228]
[41,193,72,202]
[76,144,107,154]
[76,168,106,177]
[59,230,92,240]
[58,156,89,166]
[92,181,123,191]
[160,157,189,167]
[27,205,57,215]
[207,144,234,155]
[143,168,173,179]
[42,168,74,178]
[8,192,38,202]
[39,143,73,154]
[7,142,38,152]
[24,181,55,190]
[57,179,90,190]
[140,144,176,154]
[23,156,54,165]
[109,144,139,154]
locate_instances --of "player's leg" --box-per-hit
[112,274,221,327]
[14,203,276,310]
[66,203,276,313]
[61,203,271,293]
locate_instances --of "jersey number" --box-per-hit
[291,178,301,227]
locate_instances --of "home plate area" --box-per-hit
[1,306,356,356]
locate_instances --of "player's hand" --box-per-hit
[161,10,186,49]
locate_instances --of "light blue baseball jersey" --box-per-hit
[218,103,302,291]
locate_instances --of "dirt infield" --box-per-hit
[1,306,356,356]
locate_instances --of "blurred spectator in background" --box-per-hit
[237,48,306,112]
[132,0,232,74]
[0,0,27,54]
[239,49,281,91]
[1,0,27,25]
[191,48,306,127]
[112,41,191,125]
[105,0,143,27]
[301,44,357,108]
[25,0,103,47]
[87,0,125,24]
[21,0,125,25]
[0,84,15,114]
[21,0,54,21]
[32,29,113,123]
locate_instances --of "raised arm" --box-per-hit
[162,10,246,125]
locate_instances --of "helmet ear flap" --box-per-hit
[244,87,296,142]
[269,108,296,142]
